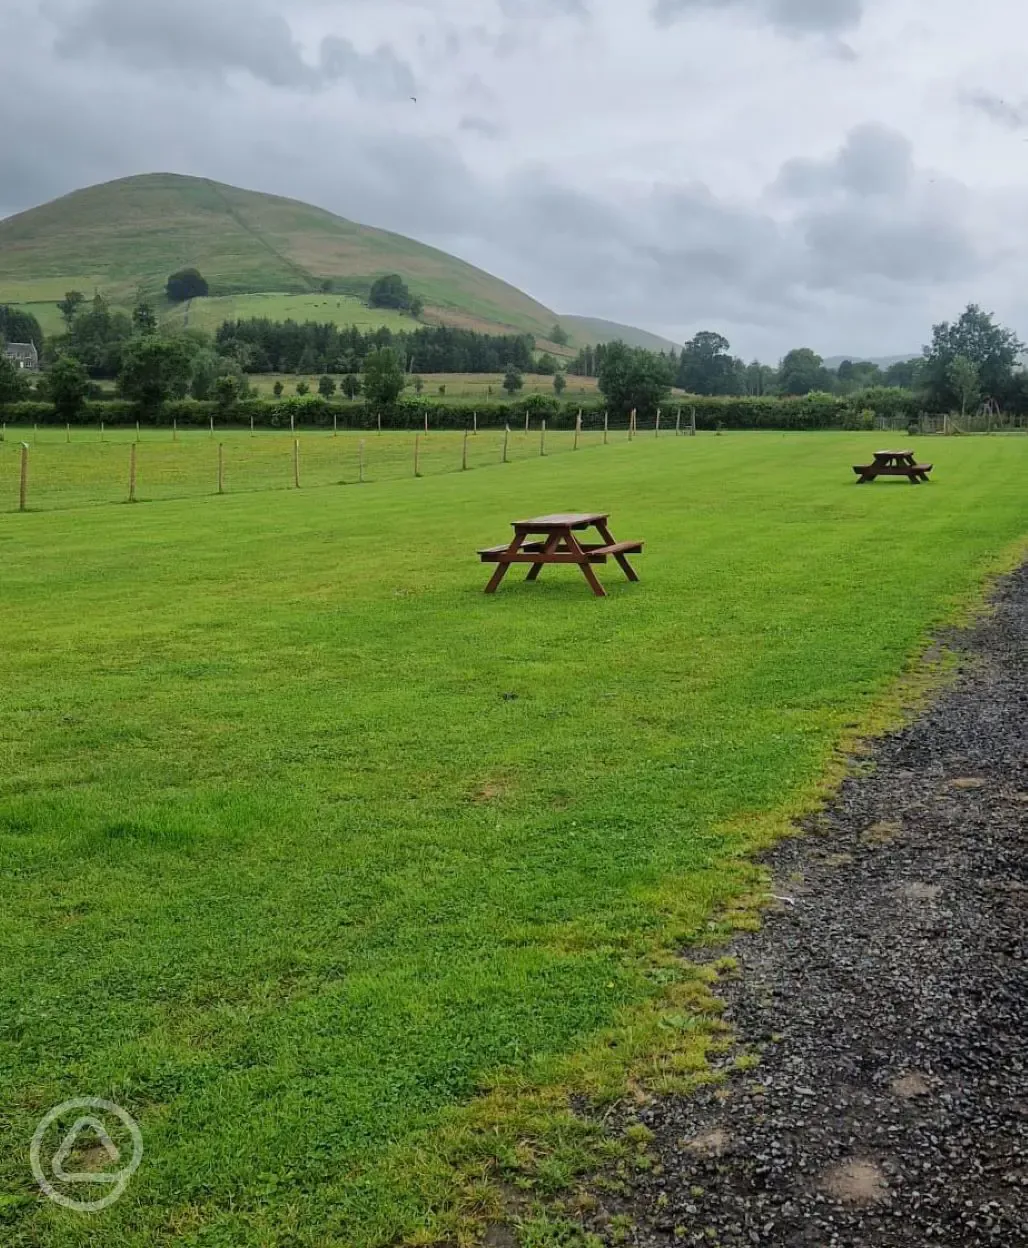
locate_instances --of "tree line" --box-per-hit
[569,337,918,397]
[574,306,1028,417]
[215,320,536,376]
[3,292,1026,424]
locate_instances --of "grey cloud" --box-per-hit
[654,0,863,35]
[963,90,1028,131]
[775,125,913,198]
[459,116,507,140]
[498,0,589,16]
[54,0,416,97]
[802,209,979,288]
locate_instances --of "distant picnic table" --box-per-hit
[854,449,933,485]
[479,513,643,598]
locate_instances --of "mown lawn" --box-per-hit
[0,434,1025,1247]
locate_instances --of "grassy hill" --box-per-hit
[0,173,583,344]
[560,316,679,353]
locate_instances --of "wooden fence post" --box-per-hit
[19,443,29,512]
[629,409,635,441]
[691,407,697,437]
[503,424,510,463]
[574,410,581,451]
[66,423,71,444]
[210,416,215,439]
[293,439,300,488]
[603,410,609,445]
[136,421,140,443]
[249,415,254,438]
[414,434,421,477]
[377,411,382,435]
[290,411,295,435]
[1,423,6,442]
[333,413,338,437]
[358,439,365,483]
[525,409,530,434]
[655,408,661,437]
[173,419,178,442]
[540,419,547,457]
[218,443,225,495]
[676,409,682,436]
[100,422,105,441]
[128,443,138,504]
[33,424,38,444]
[473,411,478,436]
[424,410,429,436]
[462,427,469,471]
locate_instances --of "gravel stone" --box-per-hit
[595,565,1027,1248]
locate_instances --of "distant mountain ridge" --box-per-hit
[823,353,920,370]
[559,316,679,353]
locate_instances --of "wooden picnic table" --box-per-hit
[479,513,643,598]
[853,449,933,485]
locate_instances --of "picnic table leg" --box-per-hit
[485,532,526,594]
[561,530,606,598]
[595,521,640,583]
[526,531,561,581]
[856,470,877,484]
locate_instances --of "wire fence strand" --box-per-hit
[1,419,648,514]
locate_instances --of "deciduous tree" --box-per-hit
[0,354,29,407]
[597,341,673,415]
[677,331,741,395]
[48,355,91,420]
[369,274,412,310]
[947,355,981,418]
[363,347,406,406]
[503,365,524,396]
[921,304,1023,409]
[166,268,209,303]
[57,291,85,329]
[117,336,195,413]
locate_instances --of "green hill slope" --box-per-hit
[0,173,566,340]
[560,316,679,352]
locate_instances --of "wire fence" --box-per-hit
[2,412,668,514]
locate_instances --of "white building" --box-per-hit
[3,342,40,371]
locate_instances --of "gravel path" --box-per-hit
[602,564,1027,1248]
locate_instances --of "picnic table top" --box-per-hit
[874,449,915,458]
[513,513,609,530]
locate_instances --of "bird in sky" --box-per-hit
[410,96,417,103]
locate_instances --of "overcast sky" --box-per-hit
[3,0,1028,359]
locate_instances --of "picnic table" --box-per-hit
[479,513,643,598]
[853,449,933,485]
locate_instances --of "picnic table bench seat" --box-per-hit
[852,462,933,475]
[853,450,933,484]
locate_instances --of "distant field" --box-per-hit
[247,371,604,400]
[8,300,66,339]
[1,434,1025,1248]
[159,292,417,335]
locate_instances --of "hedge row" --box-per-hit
[0,389,929,431]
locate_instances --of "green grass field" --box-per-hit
[1,434,1025,1247]
[158,293,418,337]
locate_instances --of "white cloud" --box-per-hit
[5,0,1028,359]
